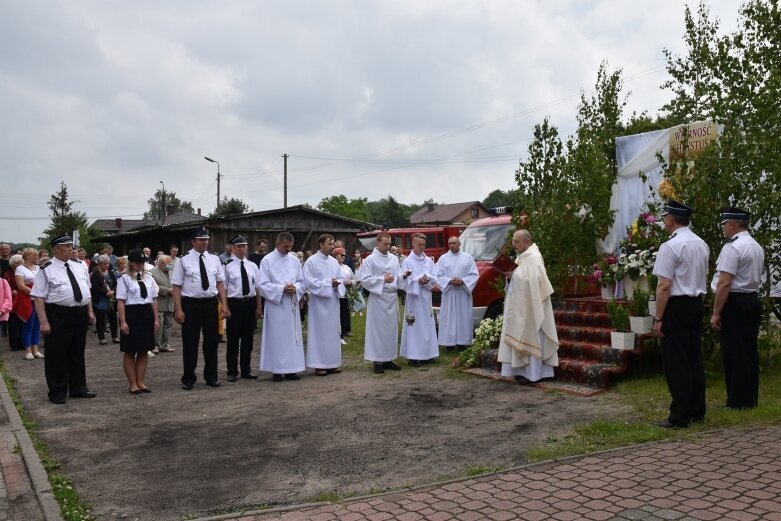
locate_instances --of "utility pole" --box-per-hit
[204,156,221,211]
[160,181,166,225]
[282,153,288,208]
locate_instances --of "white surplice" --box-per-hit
[258,250,305,374]
[435,250,479,346]
[303,252,343,369]
[497,243,559,382]
[399,252,439,361]
[360,248,400,362]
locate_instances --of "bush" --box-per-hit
[628,287,650,316]
[606,300,630,332]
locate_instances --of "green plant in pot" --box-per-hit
[606,300,636,349]
[628,287,653,334]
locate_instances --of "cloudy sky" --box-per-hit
[0,0,740,244]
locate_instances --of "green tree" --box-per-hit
[317,195,370,221]
[482,189,519,209]
[210,197,251,219]
[143,189,194,220]
[40,182,99,250]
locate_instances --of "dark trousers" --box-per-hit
[721,292,761,409]
[181,297,219,386]
[661,296,706,426]
[94,307,117,341]
[226,297,256,377]
[7,313,22,350]
[339,298,351,338]
[43,304,90,401]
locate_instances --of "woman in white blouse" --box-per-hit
[116,249,159,394]
[15,248,43,360]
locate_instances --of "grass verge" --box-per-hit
[0,358,95,521]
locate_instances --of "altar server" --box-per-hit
[435,236,479,349]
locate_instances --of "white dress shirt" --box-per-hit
[711,231,765,293]
[30,257,91,307]
[652,227,709,297]
[170,249,225,298]
[222,255,259,299]
[116,272,159,305]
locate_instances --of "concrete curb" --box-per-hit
[0,372,63,521]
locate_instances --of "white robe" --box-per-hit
[435,250,479,346]
[303,252,343,369]
[361,248,400,362]
[498,243,559,382]
[399,252,439,361]
[258,250,305,374]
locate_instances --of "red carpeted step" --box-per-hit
[553,296,619,314]
[556,324,613,345]
[553,309,612,328]
[555,357,626,388]
[557,340,624,364]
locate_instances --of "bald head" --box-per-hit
[512,229,533,254]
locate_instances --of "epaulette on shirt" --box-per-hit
[728,236,739,243]
[666,232,677,242]
[40,261,52,269]
[222,258,233,265]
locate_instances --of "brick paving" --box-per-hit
[220,426,781,521]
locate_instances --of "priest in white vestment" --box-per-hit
[435,236,479,349]
[498,230,559,384]
[360,231,402,374]
[303,234,344,375]
[399,233,439,366]
[258,232,306,381]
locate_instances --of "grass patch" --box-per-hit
[0,360,95,521]
[463,464,504,476]
[306,491,341,503]
[527,358,781,462]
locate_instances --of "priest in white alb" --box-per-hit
[303,234,344,376]
[399,233,439,366]
[258,232,306,382]
[435,236,479,350]
[360,231,402,374]
[498,229,559,384]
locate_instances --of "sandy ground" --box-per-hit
[3,320,630,521]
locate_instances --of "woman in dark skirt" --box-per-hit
[117,249,159,394]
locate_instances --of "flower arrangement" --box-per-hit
[587,254,620,287]
[453,315,503,368]
[618,211,668,281]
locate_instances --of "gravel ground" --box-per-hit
[2,318,629,520]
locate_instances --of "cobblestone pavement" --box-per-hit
[216,426,781,521]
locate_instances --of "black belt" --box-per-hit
[182,296,217,301]
[228,296,256,302]
[45,303,88,311]
[669,295,704,301]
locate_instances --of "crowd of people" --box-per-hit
[0,199,766,421]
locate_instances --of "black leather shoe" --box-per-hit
[284,373,300,381]
[373,363,385,374]
[657,419,688,429]
[70,391,98,398]
[206,380,221,388]
[50,396,66,404]
[514,376,534,386]
[272,374,284,382]
[182,383,194,390]
[227,375,237,382]
[241,373,259,379]
[409,359,421,367]
[383,361,402,371]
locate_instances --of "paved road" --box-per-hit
[202,426,781,521]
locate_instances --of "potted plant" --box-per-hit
[628,287,653,334]
[588,254,619,299]
[606,300,636,350]
[647,274,658,316]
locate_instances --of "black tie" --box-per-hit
[240,260,250,296]
[137,273,148,300]
[64,262,83,303]
[199,254,209,291]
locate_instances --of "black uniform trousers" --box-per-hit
[661,296,706,426]
[181,296,219,386]
[226,297,256,377]
[721,292,761,409]
[44,304,90,401]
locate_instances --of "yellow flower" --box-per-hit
[658,179,676,199]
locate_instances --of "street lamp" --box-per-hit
[204,156,221,210]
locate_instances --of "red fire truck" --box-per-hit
[355,225,466,261]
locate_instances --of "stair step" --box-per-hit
[553,309,612,328]
[558,340,624,364]
[555,357,626,387]
[554,296,629,314]
[556,325,613,345]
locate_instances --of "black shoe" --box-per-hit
[182,383,194,390]
[70,391,98,399]
[272,374,284,382]
[206,380,221,388]
[373,363,385,374]
[409,359,421,367]
[139,387,152,394]
[50,396,66,404]
[218,336,226,343]
[284,373,300,381]
[657,419,688,429]
[241,373,259,379]
[227,375,237,382]
[383,361,402,371]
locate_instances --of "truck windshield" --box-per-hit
[357,236,376,253]
[460,224,514,261]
